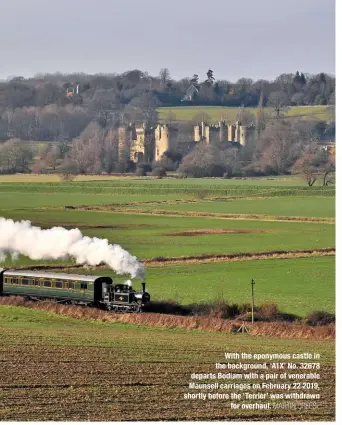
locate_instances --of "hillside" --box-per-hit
[157,105,332,124]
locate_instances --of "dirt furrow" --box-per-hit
[9,248,334,272]
[65,207,335,224]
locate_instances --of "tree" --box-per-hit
[236,109,255,126]
[129,92,158,126]
[300,72,307,86]
[293,146,335,186]
[291,92,305,106]
[293,150,318,186]
[190,74,199,89]
[42,145,62,170]
[178,144,234,178]
[205,69,215,85]
[255,120,304,174]
[154,150,182,171]
[267,91,289,118]
[159,68,171,89]
[0,139,34,173]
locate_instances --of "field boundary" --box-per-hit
[9,248,335,271]
[56,206,335,223]
[0,297,335,340]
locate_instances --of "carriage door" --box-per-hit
[94,278,112,304]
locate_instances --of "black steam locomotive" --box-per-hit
[0,268,150,312]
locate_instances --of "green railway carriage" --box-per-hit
[0,269,150,312]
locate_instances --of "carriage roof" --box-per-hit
[4,269,108,283]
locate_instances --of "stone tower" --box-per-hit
[239,125,256,147]
[155,124,178,161]
[228,124,236,142]
[219,120,228,143]
[130,122,155,163]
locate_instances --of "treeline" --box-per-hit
[0,69,335,142]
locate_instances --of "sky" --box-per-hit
[0,0,335,82]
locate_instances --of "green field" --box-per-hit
[157,105,332,123]
[0,176,335,315]
[118,197,335,218]
[0,306,335,421]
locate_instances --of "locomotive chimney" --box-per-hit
[142,282,146,293]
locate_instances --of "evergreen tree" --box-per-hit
[293,71,301,85]
[190,74,199,89]
[300,73,306,86]
[205,69,215,85]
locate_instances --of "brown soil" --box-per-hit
[36,222,151,230]
[163,228,266,236]
[145,248,335,266]
[73,207,335,224]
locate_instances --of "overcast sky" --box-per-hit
[0,0,335,81]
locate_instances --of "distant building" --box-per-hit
[117,118,256,165]
[155,124,179,161]
[194,121,256,147]
[181,85,199,102]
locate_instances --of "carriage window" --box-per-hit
[43,280,51,287]
[34,280,40,286]
[12,278,18,284]
[5,277,11,284]
[67,281,74,289]
[22,279,29,285]
[55,281,63,288]
[81,282,87,290]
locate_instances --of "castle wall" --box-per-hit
[129,124,155,163]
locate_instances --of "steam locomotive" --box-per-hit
[0,268,150,312]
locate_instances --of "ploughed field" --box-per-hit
[0,307,335,421]
[0,175,335,421]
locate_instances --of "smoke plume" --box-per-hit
[0,217,145,279]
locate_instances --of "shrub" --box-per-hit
[135,167,147,176]
[59,172,76,182]
[177,143,226,178]
[194,189,210,200]
[151,167,167,178]
[259,303,280,319]
[304,311,335,326]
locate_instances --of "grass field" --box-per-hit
[0,307,335,421]
[0,174,335,420]
[157,105,332,123]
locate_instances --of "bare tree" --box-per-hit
[256,120,303,174]
[0,139,34,173]
[68,122,119,174]
[292,145,335,186]
[236,109,255,126]
[159,68,171,89]
[267,91,289,118]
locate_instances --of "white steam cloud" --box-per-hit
[0,217,145,279]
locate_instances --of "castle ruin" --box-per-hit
[193,120,256,147]
[116,120,256,164]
